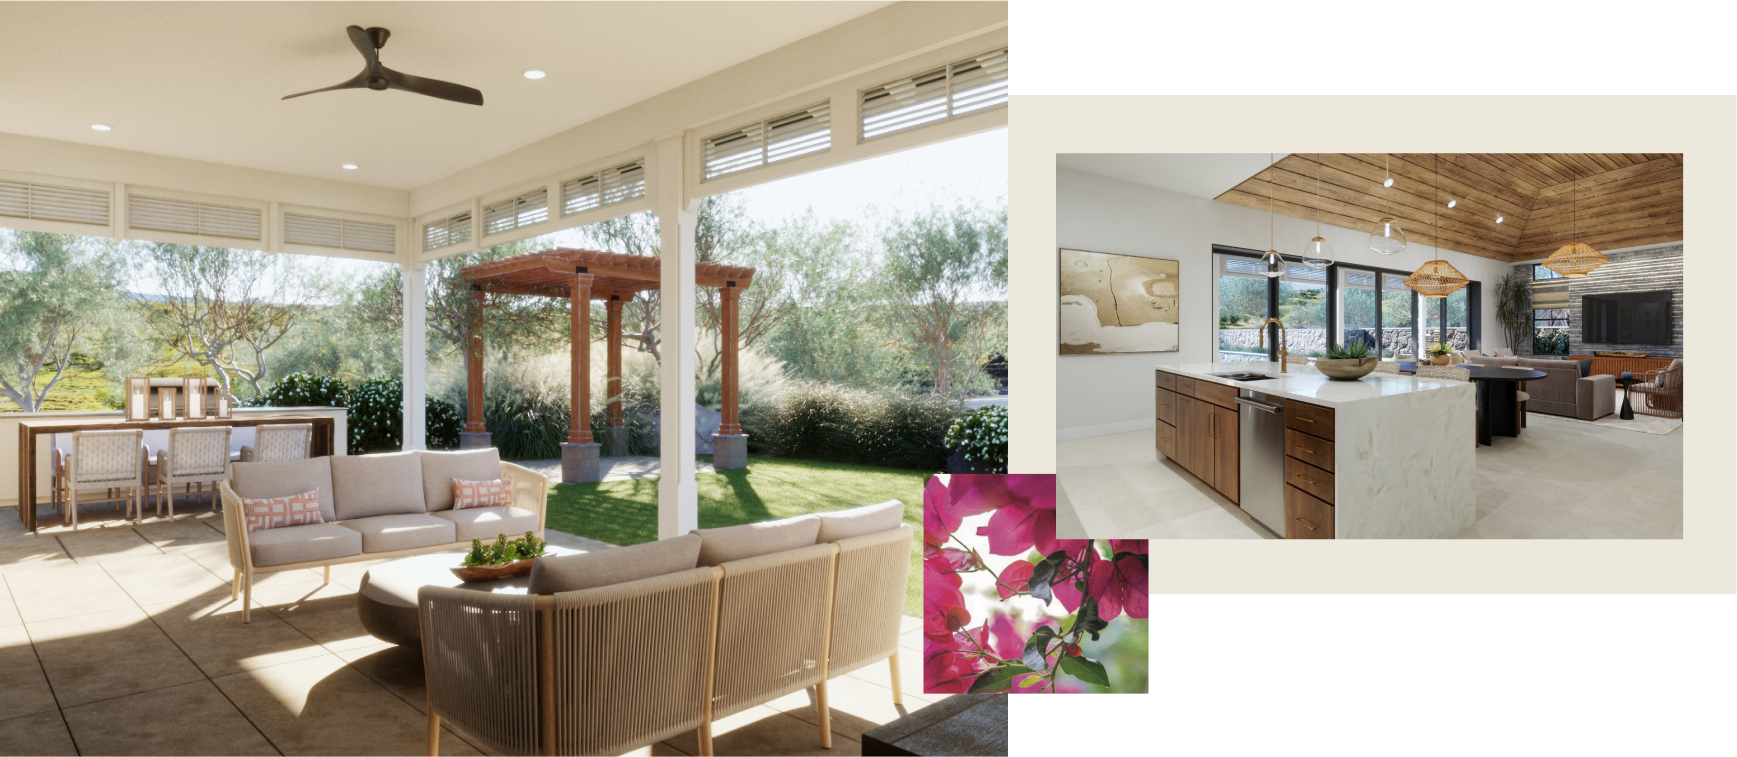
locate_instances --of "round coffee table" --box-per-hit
[357,546,582,647]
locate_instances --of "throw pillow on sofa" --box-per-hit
[529,534,703,594]
[690,514,821,566]
[453,479,512,510]
[241,490,323,532]
[815,500,905,542]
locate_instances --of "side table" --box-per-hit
[862,692,1007,756]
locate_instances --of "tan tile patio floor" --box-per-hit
[1,504,933,756]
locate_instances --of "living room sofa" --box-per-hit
[217,448,548,622]
[417,502,913,757]
[1467,356,1615,420]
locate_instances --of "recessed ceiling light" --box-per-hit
[1383,177,1394,188]
[1496,215,1504,224]
[522,69,546,79]
[1447,199,1456,208]
[342,164,359,170]
[91,124,111,131]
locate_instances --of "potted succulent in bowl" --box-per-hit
[1314,341,1379,380]
[451,531,548,582]
[1428,342,1453,365]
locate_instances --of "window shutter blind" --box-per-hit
[484,188,548,236]
[561,160,645,216]
[1532,284,1571,310]
[129,195,261,240]
[284,213,395,253]
[704,103,830,179]
[562,175,602,215]
[860,48,1007,140]
[423,212,473,252]
[0,179,111,226]
[600,161,646,205]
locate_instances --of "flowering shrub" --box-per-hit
[924,474,1147,694]
[254,372,348,408]
[944,405,1008,474]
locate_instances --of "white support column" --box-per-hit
[653,135,699,539]
[401,262,428,451]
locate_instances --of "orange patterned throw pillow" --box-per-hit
[453,478,512,510]
[242,490,323,532]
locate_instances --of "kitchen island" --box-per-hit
[1155,362,1475,539]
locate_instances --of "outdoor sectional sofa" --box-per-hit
[217,448,549,622]
[418,504,914,757]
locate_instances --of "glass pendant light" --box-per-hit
[1300,154,1334,269]
[1541,161,1609,278]
[1368,153,1407,255]
[1259,153,1285,278]
[1405,154,1469,298]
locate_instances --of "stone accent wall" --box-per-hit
[1513,244,1683,359]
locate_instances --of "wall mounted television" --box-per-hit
[1582,290,1673,345]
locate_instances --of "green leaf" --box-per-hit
[1021,626,1056,672]
[1058,654,1112,689]
[1071,596,1109,642]
[1016,674,1047,688]
[1027,551,1064,603]
[967,663,1033,694]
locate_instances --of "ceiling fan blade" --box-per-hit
[281,69,370,100]
[381,67,484,106]
[346,25,381,67]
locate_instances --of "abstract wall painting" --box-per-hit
[1059,248,1179,354]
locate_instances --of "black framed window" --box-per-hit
[1533,307,1569,355]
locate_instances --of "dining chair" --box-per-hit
[239,423,313,463]
[59,430,148,529]
[155,426,233,520]
[1285,353,1309,366]
[1372,361,1401,375]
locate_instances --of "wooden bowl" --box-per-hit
[450,558,536,583]
[1313,357,1379,380]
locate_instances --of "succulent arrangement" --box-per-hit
[1324,341,1372,360]
[461,531,547,568]
[1428,342,1453,357]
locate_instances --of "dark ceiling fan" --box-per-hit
[283,26,483,106]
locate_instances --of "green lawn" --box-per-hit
[545,454,926,616]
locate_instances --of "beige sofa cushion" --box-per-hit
[431,506,540,543]
[690,515,820,567]
[331,452,426,520]
[418,449,503,512]
[816,500,905,543]
[231,456,337,524]
[248,522,362,567]
[528,534,702,595]
[339,513,456,553]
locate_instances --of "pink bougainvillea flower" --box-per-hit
[923,476,959,547]
[1050,544,1097,613]
[924,542,977,572]
[923,561,970,640]
[925,624,998,694]
[1110,539,1148,555]
[995,560,1033,600]
[1005,474,1057,510]
[1089,553,1150,621]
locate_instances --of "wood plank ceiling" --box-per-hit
[1215,153,1683,262]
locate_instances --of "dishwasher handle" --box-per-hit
[1235,396,1285,414]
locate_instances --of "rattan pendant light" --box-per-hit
[1404,154,1469,299]
[1258,153,1285,278]
[1299,154,1334,269]
[1368,153,1407,255]
[1541,162,1608,278]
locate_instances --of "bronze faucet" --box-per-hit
[1259,317,1289,373]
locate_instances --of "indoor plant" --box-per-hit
[1314,341,1378,380]
[1428,342,1453,365]
[451,531,548,582]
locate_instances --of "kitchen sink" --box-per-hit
[1207,372,1274,382]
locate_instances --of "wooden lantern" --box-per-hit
[125,377,151,421]
[155,385,179,421]
[183,378,209,419]
[212,385,233,419]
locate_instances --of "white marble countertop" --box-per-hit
[1157,362,1468,408]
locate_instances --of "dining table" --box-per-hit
[1397,362,1548,445]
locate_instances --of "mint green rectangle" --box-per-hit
[1153,618,1737,753]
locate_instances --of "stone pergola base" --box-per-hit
[712,434,748,470]
[457,432,492,450]
[561,442,603,484]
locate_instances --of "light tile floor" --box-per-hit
[0,502,931,756]
[1058,411,1683,539]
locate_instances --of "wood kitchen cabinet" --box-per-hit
[1161,369,1239,504]
[1208,403,1238,503]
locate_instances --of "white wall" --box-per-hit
[1056,167,1515,439]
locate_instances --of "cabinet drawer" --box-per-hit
[1284,456,1334,504]
[1155,420,1176,460]
[1286,400,1335,441]
[1155,370,1177,392]
[1156,387,1176,425]
[1194,380,1239,410]
[1285,485,1335,539]
[1175,376,1197,397]
[1285,429,1335,472]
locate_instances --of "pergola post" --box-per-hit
[458,286,491,450]
[712,282,746,470]
[654,135,699,539]
[604,296,628,456]
[561,271,602,483]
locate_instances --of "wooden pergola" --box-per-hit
[458,248,754,482]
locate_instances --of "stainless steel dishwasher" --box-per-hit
[1235,390,1287,536]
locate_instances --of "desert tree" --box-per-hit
[0,231,144,411]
